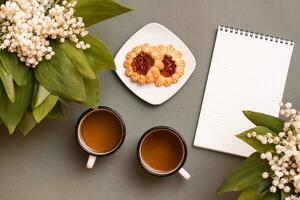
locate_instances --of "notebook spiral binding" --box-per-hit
[219,25,294,46]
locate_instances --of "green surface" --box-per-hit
[0,0,300,199]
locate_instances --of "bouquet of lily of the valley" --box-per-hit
[0,0,130,135]
[218,102,300,200]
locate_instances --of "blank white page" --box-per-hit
[194,26,294,157]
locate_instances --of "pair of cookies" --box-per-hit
[124,43,185,87]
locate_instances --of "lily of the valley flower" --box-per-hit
[248,102,300,200]
[0,0,90,67]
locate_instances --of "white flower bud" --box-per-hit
[269,186,277,193]
[260,153,266,160]
[262,172,269,179]
[275,171,284,178]
[284,186,291,193]
[284,122,291,128]
[272,179,279,186]
[286,102,292,108]
[279,132,286,138]
[294,177,300,193]
[278,183,284,189]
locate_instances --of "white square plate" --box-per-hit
[114,23,196,105]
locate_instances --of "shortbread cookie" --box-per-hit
[154,45,185,87]
[124,43,162,84]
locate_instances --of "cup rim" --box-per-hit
[137,126,188,177]
[75,106,126,157]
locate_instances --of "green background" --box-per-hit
[0,0,299,199]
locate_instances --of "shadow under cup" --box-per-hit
[137,126,190,179]
[76,106,126,169]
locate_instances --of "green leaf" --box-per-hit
[238,187,280,200]
[33,94,58,123]
[237,180,271,200]
[17,112,37,136]
[236,126,276,153]
[243,111,284,133]
[237,179,280,200]
[82,75,100,108]
[0,50,28,86]
[281,192,287,200]
[281,190,292,200]
[47,102,64,119]
[75,0,131,27]
[0,71,33,134]
[35,43,86,102]
[60,40,96,79]
[58,97,71,105]
[217,152,269,194]
[32,82,50,108]
[81,34,115,70]
[79,60,100,108]
[0,61,15,102]
[264,194,281,200]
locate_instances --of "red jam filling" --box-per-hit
[160,55,177,77]
[131,51,155,75]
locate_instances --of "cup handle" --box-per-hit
[86,155,97,169]
[178,168,191,180]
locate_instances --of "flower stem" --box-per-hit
[54,0,61,5]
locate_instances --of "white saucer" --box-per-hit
[114,23,196,105]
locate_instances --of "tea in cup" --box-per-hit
[76,106,126,169]
[137,126,191,179]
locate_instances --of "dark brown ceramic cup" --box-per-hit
[137,126,191,179]
[76,106,126,169]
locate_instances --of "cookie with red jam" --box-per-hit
[124,43,162,84]
[155,45,185,87]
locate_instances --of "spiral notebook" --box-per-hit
[194,25,294,157]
